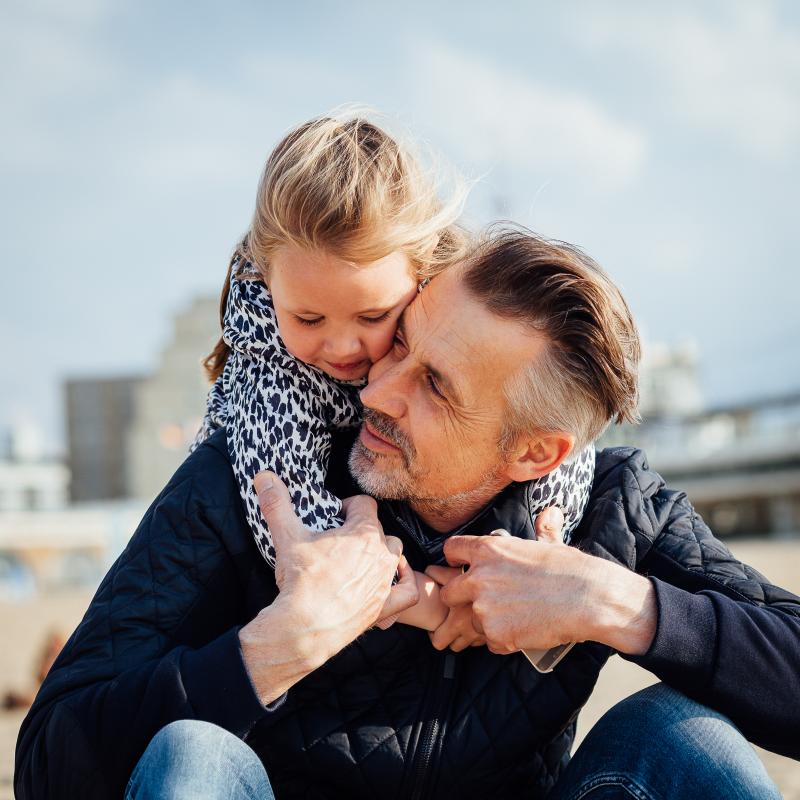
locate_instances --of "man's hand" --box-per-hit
[238,472,418,704]
[438,510,657,657]
[422,509,567,653]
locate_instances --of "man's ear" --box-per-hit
[504,432,575,482]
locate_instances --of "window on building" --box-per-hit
[23,487,39,511]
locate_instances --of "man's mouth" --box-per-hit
[359,420,401,454]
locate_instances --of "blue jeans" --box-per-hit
[125,717,275,800]
[125,684,780,799]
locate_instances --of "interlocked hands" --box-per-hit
[425,507,567,653]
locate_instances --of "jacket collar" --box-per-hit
[379,480,537,565]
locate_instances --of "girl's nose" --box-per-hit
[326,333,362,360]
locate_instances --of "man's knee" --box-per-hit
[597,683,780,797]
[599,683,745,755]
[579,683,779,799]
[126,720,272,800]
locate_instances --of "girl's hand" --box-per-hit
[387,571,449,631]
[425,566,486,652]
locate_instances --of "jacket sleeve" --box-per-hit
[624,485,800,759]
[14,453,270,799]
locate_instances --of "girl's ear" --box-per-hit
[503,432,575,482]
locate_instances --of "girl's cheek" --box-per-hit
[368,326,399,362]
[278,325,315,364]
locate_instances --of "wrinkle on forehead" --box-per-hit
[404,273,543,410]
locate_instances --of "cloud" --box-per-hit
[0,0,119,169]
[411,41,648,192]
[115,53,351,187]
[571,1,800,160]
[119,75,266,184]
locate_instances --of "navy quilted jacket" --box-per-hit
[15,429,800,799]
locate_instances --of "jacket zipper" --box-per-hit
[409,652,456,800]
[390,508,457,800]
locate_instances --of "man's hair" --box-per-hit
[462,226,641,454]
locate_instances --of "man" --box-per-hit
[16,229,798,799]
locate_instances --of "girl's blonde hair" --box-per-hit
[204,110,471,382]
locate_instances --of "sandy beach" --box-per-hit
[2,538,798,798]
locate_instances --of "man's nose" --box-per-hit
[360,357,407,419]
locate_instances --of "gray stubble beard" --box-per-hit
[348,438,418,501]
[348,437,510,523]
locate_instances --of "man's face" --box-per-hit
[350,269,547,526]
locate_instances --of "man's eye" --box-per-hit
[426,374,444,399]
[393,333,407,353]
[296,316,323,327]
[361,311,392,324]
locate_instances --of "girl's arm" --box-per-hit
[395,572,450,631]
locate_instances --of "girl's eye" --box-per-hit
[296,316,323,327]
[361,311,392,324]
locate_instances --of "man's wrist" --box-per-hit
[585,559,658,655]
[238,595,328,705]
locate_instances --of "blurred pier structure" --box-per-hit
[637,393,800,537]
[0,423,145,598]
[0,503,145,600]
[601,342,800,538]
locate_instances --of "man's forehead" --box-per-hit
[401,272,545,398]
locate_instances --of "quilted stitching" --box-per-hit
[218,444,800,799]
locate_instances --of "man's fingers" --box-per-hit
[535,506,565,544]
[255,472,304,550]
[442,535,481,568]
[425,565,462,586]
[377,556,418,621]
[340,494,379,525]
[438,572,475,608]
[385,535,403,560]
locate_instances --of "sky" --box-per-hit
[2,0,799,454]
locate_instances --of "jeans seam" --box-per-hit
[567,772,654,800]
[124,771,139,800]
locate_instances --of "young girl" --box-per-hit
[194,111,596,636]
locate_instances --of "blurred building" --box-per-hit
[637,341,703,419]
[64,376,143,502]
[600,339,704,451]
[126,296,218,500]
[0,424,68,512]
[0,423,71,598]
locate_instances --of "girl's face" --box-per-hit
[268,244,418,381]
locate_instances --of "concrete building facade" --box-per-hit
[65,376,142,502]
[126,296,219,500]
